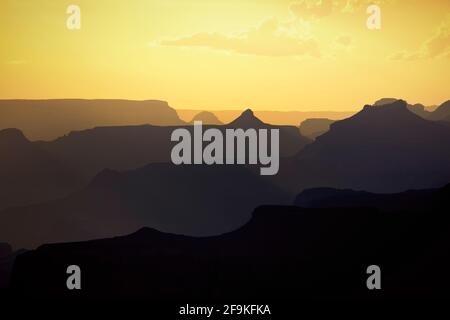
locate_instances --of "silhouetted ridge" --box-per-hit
[0,99,185,140]
[293,182,450,213]
[0,162,290,249]
[299,118,335,139]
[373,98,399,106]
[328,100,430,133]
[89,169,123,188]
[431,100,450,121]
[362,99,410,116]
[0,243,12,259]
[9,183,450,300]
[282,100,450,193]
[228,109,266,127]
[0,128,29,146]
[373,98,432,119]
[190,111,222,125]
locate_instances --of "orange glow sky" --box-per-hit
[1,0,449,111]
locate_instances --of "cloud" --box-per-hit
[341,0,389,12]
[289,0,391,18]
[423,18,450,58]
[5,60,28,65]
[335,35,352,47]
[157,18,320,58]
[391,16,450,61]
[289,0,336,19]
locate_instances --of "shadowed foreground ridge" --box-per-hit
[9,183,450,300]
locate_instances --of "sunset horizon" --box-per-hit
[2,0,450,306]
[2,0,449,111]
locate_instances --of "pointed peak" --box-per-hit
[229,108,266,127]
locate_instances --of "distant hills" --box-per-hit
[294,184,448,212]
[1,98,450,250]
[2,98,447,142]
[0,99,355,141]
[37,109,310,181]
[0,164,289,249]
[189,111,223,125]
[0,109,309,215]
[177,109,355,126]
[0,99,184,141]
[0,128,82,211]
[10,183,450,300]
[37,110,310,180]
[428,100,450,122]
[299,118,335,139]
[374,98,450,122]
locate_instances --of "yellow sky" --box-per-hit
[1,0,449,111]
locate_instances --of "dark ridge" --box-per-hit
[89,168,124,188]
[190,111,223,125]
[228,108,266,127]
[0,128,28,144]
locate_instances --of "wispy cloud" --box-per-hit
[289,0,391,18]
[290,0,335,19]
[5,60,29,65]
[156,18,320,58]
[335,34,352,47]
[391,16,450,61]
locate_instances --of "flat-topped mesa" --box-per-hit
[350,100,425,124]
[366,99,408,111]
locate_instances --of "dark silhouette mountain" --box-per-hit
[9,184,450,300]
[278,100,450,193]
[373,98,431,118]
[227,109,312,157]
[189,111,223,125]
[228,109,267,127]
[37,125,176,180]
[178,109,355,126]
[373,98,399,106]
[294,184,448,212]
[0,163,289,249]
[0,128,82,211]
[37,110,311,180]
[299,118,335,139]
[374,98,450,122]
[0,243,11,260]
[0,243,26,289]
[428,100,450,121]
[0,99,184,141]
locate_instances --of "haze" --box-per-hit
[1,0,449,111]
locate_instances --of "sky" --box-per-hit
[1,0,449,111]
